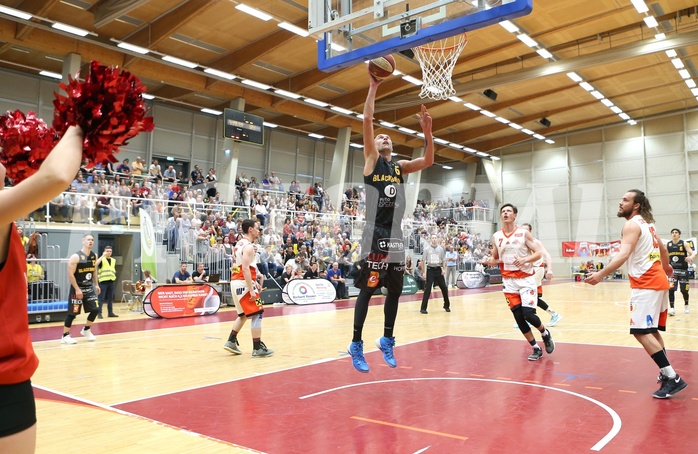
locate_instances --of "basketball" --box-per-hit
[368,54,396,80]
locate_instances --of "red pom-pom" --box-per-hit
[52,61,154,166]
[0,110,58,182]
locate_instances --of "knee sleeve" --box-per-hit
[87,311,99,322]
[522,306,542,329]
[681,287,689,301]
[537,297,549,311]
[512,306,531,334]
[64,314,76,328]
[250,313,263,329]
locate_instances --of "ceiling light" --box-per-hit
[235,4,272,21]
[263,122,278,128]
[655,33,666,40]
[200,108,222,115]
[278,22,310,37]
[491,156,501,161]
[379,121,397,128]
[162,55,198,68]
[686,79,697,88]
[611,106,622,113]
[643,16,658,28]
[495,116,510,124]
[619,113,630,120]
[52,22,90,37]
[449,143,464,149]
[448,96,463,102]
[0,5,32,20]
[304,97,328,107]
[442,165,453,170]
[630,0,649,13]
[117,42,149,54]
[402,75,423,85]
[308,133,324,139]
[590,91,604,100]
[464,102,481,111]
[499,20,519,33]
[39,70,62,80]
[691,88,698,96]
[142,93,155,100]
[242,79,271,90]
[601,99,614,107]
[331,106,354,115]
[679,69,691,79]
[628,120,637,125]
[349,143,364,148]
[533,134,545,140]
[666,49,678,58]
[204,68,236,80]
[536,49,553,59]
[398,127,417,134]
[671,58,685,69]
[509,123,523,130]
[567,72,583,82]
[480,110,497,118]
[475,151,489,157]
[274,88,302,99]
[545,139,555,144]
[516,34,538,48]
[522,128,535,135]
[434,138,449,145]
[579,82,594,91]
[356,114,364,120]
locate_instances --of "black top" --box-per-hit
[363,155,405,228]
[668,240,689,270]
[74,250,97,289]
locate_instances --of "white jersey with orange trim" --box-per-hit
[493,227,534,278]
[626,215,670,291]
[231,238,257,282]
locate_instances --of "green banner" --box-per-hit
[139,208,157,277]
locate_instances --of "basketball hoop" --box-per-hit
[413,33,468,101]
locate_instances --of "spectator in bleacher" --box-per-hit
[414,259,426,291]
[262,174,271,191]
[249,176,259,189]
[63,189,79,223]
[289,180,301,199]
[280,264,296,285]
[149,159,161,178]
[131,156,144,176]
[26,254,44,285]
[49,192,68,222]
[116,158,131,175]
[254,198,268,226]
[16,225,29,250]
[163,165,176,183]
[277,178,284,192]
[405,256,414,276]
[445,245,459,287]
[205,168,217,198]
[304,261,320,279]
[270,171,280,190]
[327,261,348,299]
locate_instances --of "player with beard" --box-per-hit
[585,190,687,398]
[347,67,435,373]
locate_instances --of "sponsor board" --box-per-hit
[143,284,220,318]
[282,279,337,305]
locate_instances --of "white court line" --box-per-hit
[299,377,621,452]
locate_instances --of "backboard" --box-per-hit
[309,0,533,72]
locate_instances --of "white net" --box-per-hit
[413,33,468,100]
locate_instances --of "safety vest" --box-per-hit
[98,257,117,282]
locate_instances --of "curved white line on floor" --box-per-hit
[300,377,620,452]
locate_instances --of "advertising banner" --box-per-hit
[457,271,488,289]
[139,208,157,276]
[561,241,621,258]
[381,274,418,295]
[282,279,337,305]
[143,284,220,318]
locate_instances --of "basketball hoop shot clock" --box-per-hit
[223,108,264,146]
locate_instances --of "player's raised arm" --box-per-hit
[399,104,435,175]
[362,70,382,176]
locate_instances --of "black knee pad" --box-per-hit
[64,314,76,328]
[87,310,99,322]
[522,306,542,329]
[511,306,531,334]
[681,288,689,301]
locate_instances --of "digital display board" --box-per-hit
[223,108,264,145]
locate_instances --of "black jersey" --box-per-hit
[73,250,97,289]
[667,240,689,270]
[363,155,405,228]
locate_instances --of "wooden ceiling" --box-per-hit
[1,0,698,164]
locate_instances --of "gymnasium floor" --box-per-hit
[29,280,698,453]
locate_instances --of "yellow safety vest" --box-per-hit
[98,257,117,282]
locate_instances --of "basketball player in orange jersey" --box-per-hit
[347,67,434,373]
[585,190,687,398]
[223,219,273,358]
[0,125,84,453]
[481,204,555,361]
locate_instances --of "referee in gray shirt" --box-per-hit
[420,234,452,313]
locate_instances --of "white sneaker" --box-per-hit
[668,307,675,316]
[685,305,690,314]
[61,335,77,345]
[80,328,96,341]
[549,313,562,327]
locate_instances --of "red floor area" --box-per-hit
[116,337,698,453]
